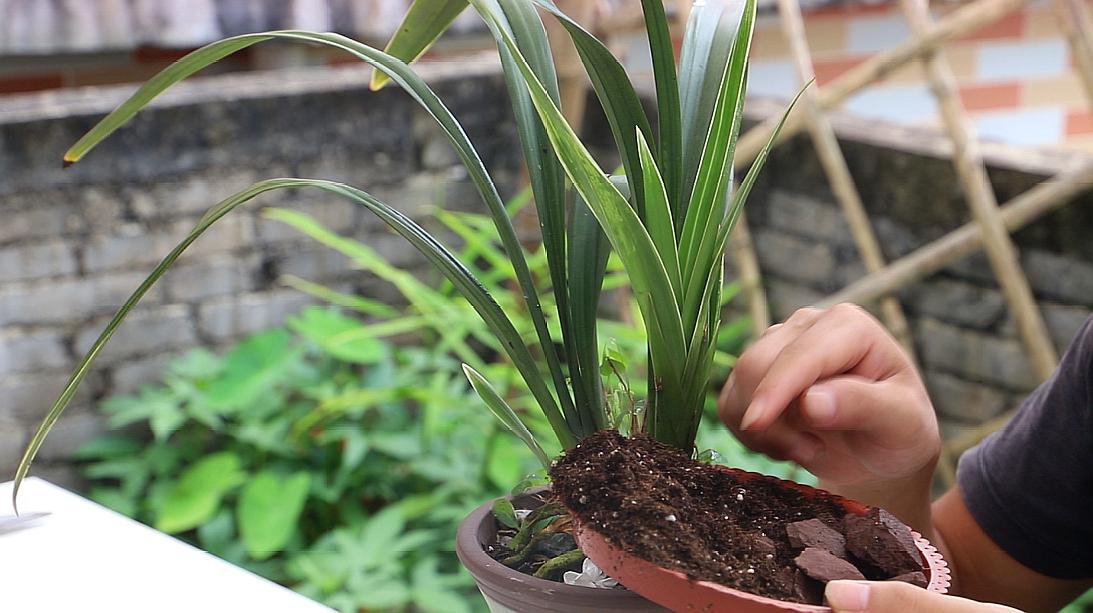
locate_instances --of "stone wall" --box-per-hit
[736,101,1093,443]
[0,56,521,483]
[3,57,1092,486]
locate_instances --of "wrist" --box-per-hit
[820,456,938,538]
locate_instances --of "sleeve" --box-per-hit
[956,315,1093,579]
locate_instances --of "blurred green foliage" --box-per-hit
[76,204,804,611]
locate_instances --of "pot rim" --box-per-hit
[573,465,952,612]
[455,489,661,606]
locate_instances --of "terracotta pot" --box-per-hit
[576,466,951,613]
[456,488,669,612]
[456,469,950,613]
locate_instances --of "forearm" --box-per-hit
[931,488,1092,612]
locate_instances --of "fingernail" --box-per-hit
[825,580,870,612]
[804,388,836,426]
[740,401,763,431]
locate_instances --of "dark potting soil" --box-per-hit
[549,430,926,605]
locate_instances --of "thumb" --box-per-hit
[825,581,1022,613]
[799,376,931,440]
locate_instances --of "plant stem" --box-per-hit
[532,549,585,579]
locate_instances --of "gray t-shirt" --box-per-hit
[957,315,1093,579]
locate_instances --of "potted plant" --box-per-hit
[13,0,946,610]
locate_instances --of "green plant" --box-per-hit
[73,197,800,609]
[16,0,801,504]
[76,317,533,612]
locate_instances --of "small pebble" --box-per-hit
[736,494,744,501]
[666,514,677,522]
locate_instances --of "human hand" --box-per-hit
[718,304,940,527]
[825,580,1022,612]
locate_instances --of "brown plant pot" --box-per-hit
[456,488,669,612]
[456,470,951,613]
[576,466,951,612]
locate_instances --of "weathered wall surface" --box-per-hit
[738,106,1093,443]
[2,59,1092,486]
[0,58,521,484]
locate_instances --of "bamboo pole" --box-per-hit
[820,161,1093,307]
[1054,0,1093,103]
[730,217,772,336]
[545,0,596,129]
[899,0,1058,384]
[774,0,917,359]
[734,0,1030,171]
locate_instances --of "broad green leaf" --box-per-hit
[102,388,184,442]
[370,0,469,90]
[487,436,534,489]
[204,329,300,410]
[414,588,471,613]
[287,307,387,364]
[88,487,138,517]
[362,506,407,554]
[155,452,244,533]
[463,364,550,468]
[167,348,222,380]
[491,498,520,529]
[70,434,141,461]
[238,471,311,560]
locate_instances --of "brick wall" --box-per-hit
[737,103,1093,444]
[0,57,521,484]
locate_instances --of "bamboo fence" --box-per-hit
[552,0,1093,483]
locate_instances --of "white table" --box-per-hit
[0,477,335,612]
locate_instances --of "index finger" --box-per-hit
[740,305,907,431]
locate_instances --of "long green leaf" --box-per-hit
[13,178,574,512]
[57,28,578,438]
[463,364,551,468]
[370,0,469,90]
[680,0,755,334]
[472,1,584,434]
[533,0,654,218]
[639,0,683,211]
[567,192,610,430]
[481,6,692,450]
[676,1,742,216]
[636,130,681,301]
[238,471,311,560]
[677,83,811,445]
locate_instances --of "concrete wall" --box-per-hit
[2,58,1092,485]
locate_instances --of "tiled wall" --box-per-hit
[748,1,1093,151]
